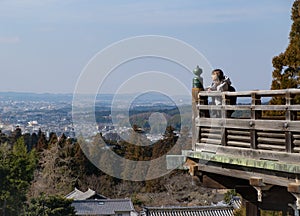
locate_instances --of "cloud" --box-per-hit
[0,36,20,44]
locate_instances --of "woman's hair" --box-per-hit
[212,69,225,81]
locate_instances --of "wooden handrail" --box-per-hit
[194,88,300,156]
[198,88,300,97]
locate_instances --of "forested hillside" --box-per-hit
[0,127,222,215]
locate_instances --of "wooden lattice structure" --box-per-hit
[181,88,300,215]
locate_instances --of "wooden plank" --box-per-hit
[227,129,250,136]
[200,127,221,133]
[255,120,300,132]
[198,104,300,111]
[199,88,300,97]
[197,105,223,110]
[287,121,300,132]
[294,134,300,139]
[257,144,286,151]
[287,182,300,193]
[293,147,300,152]
[195,162,296,187]
[198,104,251,111]
[294,140,300,146]
[227,135,250,142]
[257,137,286,145]
[197,118,300,131]
[227,141,250,148]
[197,118,250,128]
[184,150,300,175]
[193,144,300,164]
[257,132,285,138]
[200,133,221,139]
[225,105,251,110]
[249,105,300,111]
[200,138,221,145]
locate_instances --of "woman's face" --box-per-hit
[211,72,218,82]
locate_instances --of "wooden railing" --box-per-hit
[194,89,300,164]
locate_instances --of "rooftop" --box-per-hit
[66,188,107,200]
[72,199,135,215]
[142,205,235,216]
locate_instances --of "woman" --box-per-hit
[206,69,232,117]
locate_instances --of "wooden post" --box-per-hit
[285,91,296,120]
[221,127,228,146]
[251,93,261,119]
[250,93,261,149]
[192,66,204,150]
[246,201,260,216]
[192,88,200,150]
[221,93,228,119]
[221,94,230,146]
[285,91,295,153]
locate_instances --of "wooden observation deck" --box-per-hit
[172,88,300,215]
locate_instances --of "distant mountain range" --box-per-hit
[0,91,192,105]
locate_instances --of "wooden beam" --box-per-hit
[195,162,295,187]
[194,143,300,164]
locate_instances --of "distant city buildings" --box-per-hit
[0,92,191,140]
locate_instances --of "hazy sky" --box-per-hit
[0,0,295,94]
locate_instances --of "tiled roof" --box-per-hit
[142,206,235,216]
[72,199,135,215]
[230,197,242,209]
[66,188,107,200]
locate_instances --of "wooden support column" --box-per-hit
[250,177,273,202]
[192,88,200,150]
[285,91,295,153]
[250,93,261,149]
[192,66,205,150]
[221,127,228,146]
[251,93,262,119]
[288,182,300,211]
[220,94,230,146]
[246,201,260,216]
[197,94,205,148]
[184,158,200,176]
[221,93,230,119]
[285,91,296,120]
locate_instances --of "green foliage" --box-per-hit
[22,193,76,216]
[0,138,38,216]
[233,206,246,216]
[224,189,238,204]
[131,193,143,206]
[270,0,300,107]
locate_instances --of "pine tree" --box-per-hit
[36,129,47,152]
[121,126,151,181]
[0,138,37,215]
[270,0,300,106]
[23,193,76,216]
